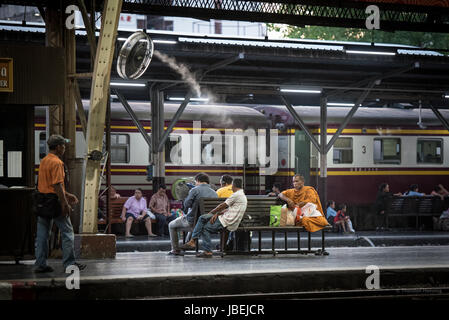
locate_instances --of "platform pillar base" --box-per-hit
[74,234,116,259]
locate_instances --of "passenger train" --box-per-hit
[34,101,449,207]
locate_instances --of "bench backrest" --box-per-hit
[387,196,448,215]
[200,196,282,227]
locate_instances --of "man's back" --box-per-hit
[219,189,247,232]
[184,184,217,224]
[38,153,65,194]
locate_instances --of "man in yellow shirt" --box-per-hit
[216,175,233,198]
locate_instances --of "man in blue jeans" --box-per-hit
[181,179,247,258]
[34,135,86,273]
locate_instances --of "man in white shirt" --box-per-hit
[181,178,247,258]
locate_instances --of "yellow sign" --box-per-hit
[0,58,13,92]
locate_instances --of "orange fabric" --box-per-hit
[38,153,65,194]
[281,186,329,232]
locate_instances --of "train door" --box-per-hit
[295,130,311,185]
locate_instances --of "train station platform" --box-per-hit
[1,245,449,300]
[115,231,449,253]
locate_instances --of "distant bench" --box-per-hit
[98,197,157,234]
[386,196,449,229]
[199,196,331,256]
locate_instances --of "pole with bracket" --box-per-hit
[82,0,122,234]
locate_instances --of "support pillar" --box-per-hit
[45,6,63,136]
[319,95,328,206]
[151,86,165,192]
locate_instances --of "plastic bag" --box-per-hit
[280,205,296,226]
[270,205,282,227]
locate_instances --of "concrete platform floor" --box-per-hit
[1,245,449,299]
[115,230,449,252]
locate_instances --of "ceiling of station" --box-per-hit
[2,25,449,108]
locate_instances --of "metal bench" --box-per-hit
[99,197,156,234]
[386,196,449,229]
[199,196,331,257]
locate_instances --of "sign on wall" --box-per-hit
[0,58,13,92]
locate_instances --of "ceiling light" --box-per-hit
[328,102,355,107]
[153,39,177,44]
[169,97,209,102]
[110,82,146,87]
[346,50,396,56]
[280,88,321,94]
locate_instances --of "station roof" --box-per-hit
[3,0,449,32]
[1,23,449,109]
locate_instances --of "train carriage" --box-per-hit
[258,105,449,206]
[35,102,449,209]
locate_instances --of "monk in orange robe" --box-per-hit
[279,174,330,232]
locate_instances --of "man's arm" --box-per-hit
[183,188,196,211]
[209,202,229,224]
[278,192,296,208]
[53,183,71,216]
[149,196,158,213]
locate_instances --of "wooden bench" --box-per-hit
[386,196,449,229]
[98,197,157,234]
[199,196,331,256]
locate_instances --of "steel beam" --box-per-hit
[82,0,122,234]
[74,79,87,139]
[429,104,449,132]
[114,88,152,150]
[151,86,165,192]
[157,91,192,152]
[319,95,327,206]
[325,81,377,154]
[327,62,420,98]
[77,0,97,64]
[280,95,321,152]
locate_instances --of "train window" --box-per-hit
[333,138,353,164]
[373,138,401,164]
[39,132,47,159]
[417,139,443,164]
[110,134,130,163]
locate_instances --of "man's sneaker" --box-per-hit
[34,265,54,273]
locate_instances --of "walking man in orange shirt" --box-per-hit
[34,135,86,273]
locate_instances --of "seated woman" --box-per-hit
[278,174,329,232]
[334,204,355,233]
[431,184,449,200]
[120,188,157,238]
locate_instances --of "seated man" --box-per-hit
[216,175,234,198]
[149,185,175,236]
[278,174,329,232]
[168,173,217,255]
[403,184,425,197]
[181,179,247,258]
[120,188,157,238]
[267,183,282,197]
